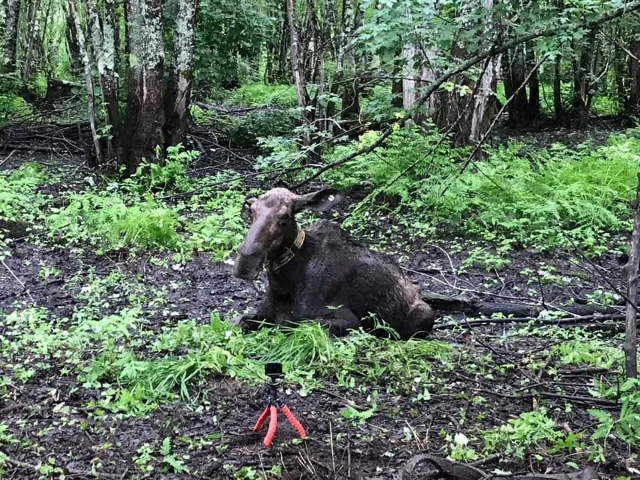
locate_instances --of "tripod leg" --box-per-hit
[253,407,270,432]
[263,406,278,447]
[281,405,307,439]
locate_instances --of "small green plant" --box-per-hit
[186,189,246,260]
[160,437,189,473]
[447,432,478,461]
[461,247,511,271]
[586,289,621,307]
[340,403,377,424]
[134,443,155,472]
[549,339,623,370]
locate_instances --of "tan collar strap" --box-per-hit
[265,229,305,273]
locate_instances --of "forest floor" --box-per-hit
[0,119,637,480]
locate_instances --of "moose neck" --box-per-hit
[267,220,300,261]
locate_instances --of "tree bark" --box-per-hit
[164,0,198,147]
[630,39,640,114]
[68,0,102,166]
[285,0,310,144]
[553,54,564,120]
[87,0,120,163]
[571,30,596,127]
[64,3,83,73]
[1,0,21,72]
[502,46,530,128]
[124,0,166,173]
[21,0,41,80]
[625,173,640,379]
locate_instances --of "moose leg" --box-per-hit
[296,306,361,336]
[231,300,274,331]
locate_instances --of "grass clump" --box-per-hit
[48,192,180,251]
[82,315,452,415]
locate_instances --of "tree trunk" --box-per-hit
[21,0,41,80]
[64,4,83,73]
[124,0,166,173]
[468,54,501,142]
[87,0,120,163]
[625,173,640,379]
[630,39,640,115]
[68,0,102,166]
[1,0,21,72]
[526,46,540,119]
[571,30,596,127]
[164,0,198,148]
[502,47,530,128]
[285,0,310,144]
[553,54,564,120]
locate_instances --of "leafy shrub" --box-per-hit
[325,125,462,199]
[227,108,298,147]
[483,410,564,458]
[48,193,180,251]
[361,85,402,122]
[0,163,47,222]
[550,339,623,369]
[0,94,32,124]
[126,144,199,193]
[332,126,639,251]
[228,83,298,107]
[186,189,246,260]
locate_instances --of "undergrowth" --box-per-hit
[1,305,452,416]
[327,125,639,253]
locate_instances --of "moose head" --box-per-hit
[233,188,341,281]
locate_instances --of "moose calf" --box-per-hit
[232,188,435,339]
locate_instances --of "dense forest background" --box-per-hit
[1,0,640,479]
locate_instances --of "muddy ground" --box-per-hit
[0,122,636,479]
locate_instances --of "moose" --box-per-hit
[232,188,436,339]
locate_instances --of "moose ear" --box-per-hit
[241,197,257,222]
[293,189,343,213]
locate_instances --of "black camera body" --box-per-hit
[264,362,283,383]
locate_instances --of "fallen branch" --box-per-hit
[433,313,636,330]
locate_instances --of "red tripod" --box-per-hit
[253,365,307,447]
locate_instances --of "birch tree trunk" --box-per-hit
[164,0,198,147]
[1,0,21,72]
[68,0,102,166]
[124,0,166,173]
[87,0,120,162]
[285,0,310,145]
[468,54,501,142]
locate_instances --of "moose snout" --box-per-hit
[233,250,265,280]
